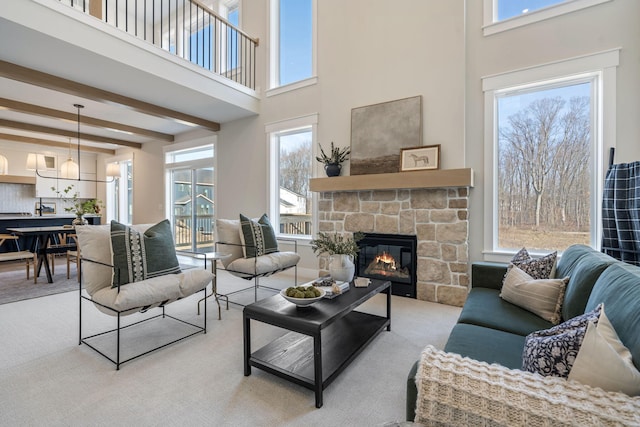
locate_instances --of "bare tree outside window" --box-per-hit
[497,83,591,252]
[278,131,313,236]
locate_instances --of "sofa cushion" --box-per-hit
[568,308,640,396]
[444,323,526,369]
[75,224,112,296]
[226,251,300,278]
[586,262,640,371]
[110,220,181,287]
[557,248,615,321]
[555,244,600,279]
[92,268,213,316]
[522,304,602,378]
[457,288,553,336]
[215,219,244,267]
[500,265,567,324]
[239,213,279,258]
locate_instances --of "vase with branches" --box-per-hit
[316,142,350,177]
[53,185,103,225]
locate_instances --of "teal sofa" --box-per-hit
[406,244,640,423]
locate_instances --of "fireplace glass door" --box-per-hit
[356,233,417,298]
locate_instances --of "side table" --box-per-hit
[196,252,231,319]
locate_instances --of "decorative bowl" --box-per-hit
[280,287,326,307]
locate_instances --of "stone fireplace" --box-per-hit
[316,186,470,307]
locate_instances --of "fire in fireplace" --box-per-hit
[356,233,417,298]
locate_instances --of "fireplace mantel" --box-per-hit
[309,168,473,192]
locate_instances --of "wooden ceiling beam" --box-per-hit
[0,97,174,142]
[0,119,142,149]
[0,60,221,131]
[0,133,116,155]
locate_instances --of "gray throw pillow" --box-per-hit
[110,219,181,287]
[239,213,279,258]
[522,304,602,378]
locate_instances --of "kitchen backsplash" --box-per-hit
[0,183,57,214]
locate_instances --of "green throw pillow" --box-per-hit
[110,220,181,287]
[239,213,279,258]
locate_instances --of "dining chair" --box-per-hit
[0,233,36,280]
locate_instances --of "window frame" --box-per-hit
[482,49,619,262]
[105,153,134,225]
[267,0,317,94]
[483,0,612,36]
[267,114,318,240]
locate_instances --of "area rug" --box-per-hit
[0,259,78,305]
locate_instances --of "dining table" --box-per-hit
[6,225,76,283]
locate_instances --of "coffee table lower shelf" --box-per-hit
[250,311,388,388]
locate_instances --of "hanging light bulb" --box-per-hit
[60,137,79,179]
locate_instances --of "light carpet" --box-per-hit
[0,268,461,427]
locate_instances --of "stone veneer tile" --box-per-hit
[375,215,399,233]
[430,210,457,223]
[334,193,360,211]
[361,201,381,213]
[381,202,401,215]
[319,187,470,307]
[344,213,375,232]
[372,190,397,201]
[449,198,467,209]
[436,222,467,244]
[417,282,437,302]
[411,189,448,209]
[437,285,468,307]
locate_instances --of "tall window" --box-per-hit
[483,50,619,258]
[267,115,317,238]
[483,0,610,36]
[270,0,315,89]
[496,81,592,252]
[165,141,215,252]
[106,156,133,225]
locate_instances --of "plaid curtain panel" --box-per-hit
[602,161,640,266]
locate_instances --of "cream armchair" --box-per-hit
[215,217,300,305]
[75,222,214,370]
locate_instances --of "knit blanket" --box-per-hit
[414,345,640,426]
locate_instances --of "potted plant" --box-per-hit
[310,231,363,282]
[53,185,103,225]
[316,142,350,177]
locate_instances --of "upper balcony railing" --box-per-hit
[60,0,257,90]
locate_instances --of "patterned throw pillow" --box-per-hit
[239,213,279,258]
[110,220,181,287]
[515,250,557,279]
[522,304,602,378]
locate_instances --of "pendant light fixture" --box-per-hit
[26,103,120,183]
[60,137,79,179]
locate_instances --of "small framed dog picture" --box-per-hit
[400,145,440,171]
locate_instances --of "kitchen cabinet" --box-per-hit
[35,174,97,198]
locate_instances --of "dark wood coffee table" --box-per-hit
[243,279,391,408]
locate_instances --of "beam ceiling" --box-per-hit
[0,60,221,132]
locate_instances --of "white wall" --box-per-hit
[218,0,465,268]
[219,0,640,266]
[465,0,640,261]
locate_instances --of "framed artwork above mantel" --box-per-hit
[350,95,422,175]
